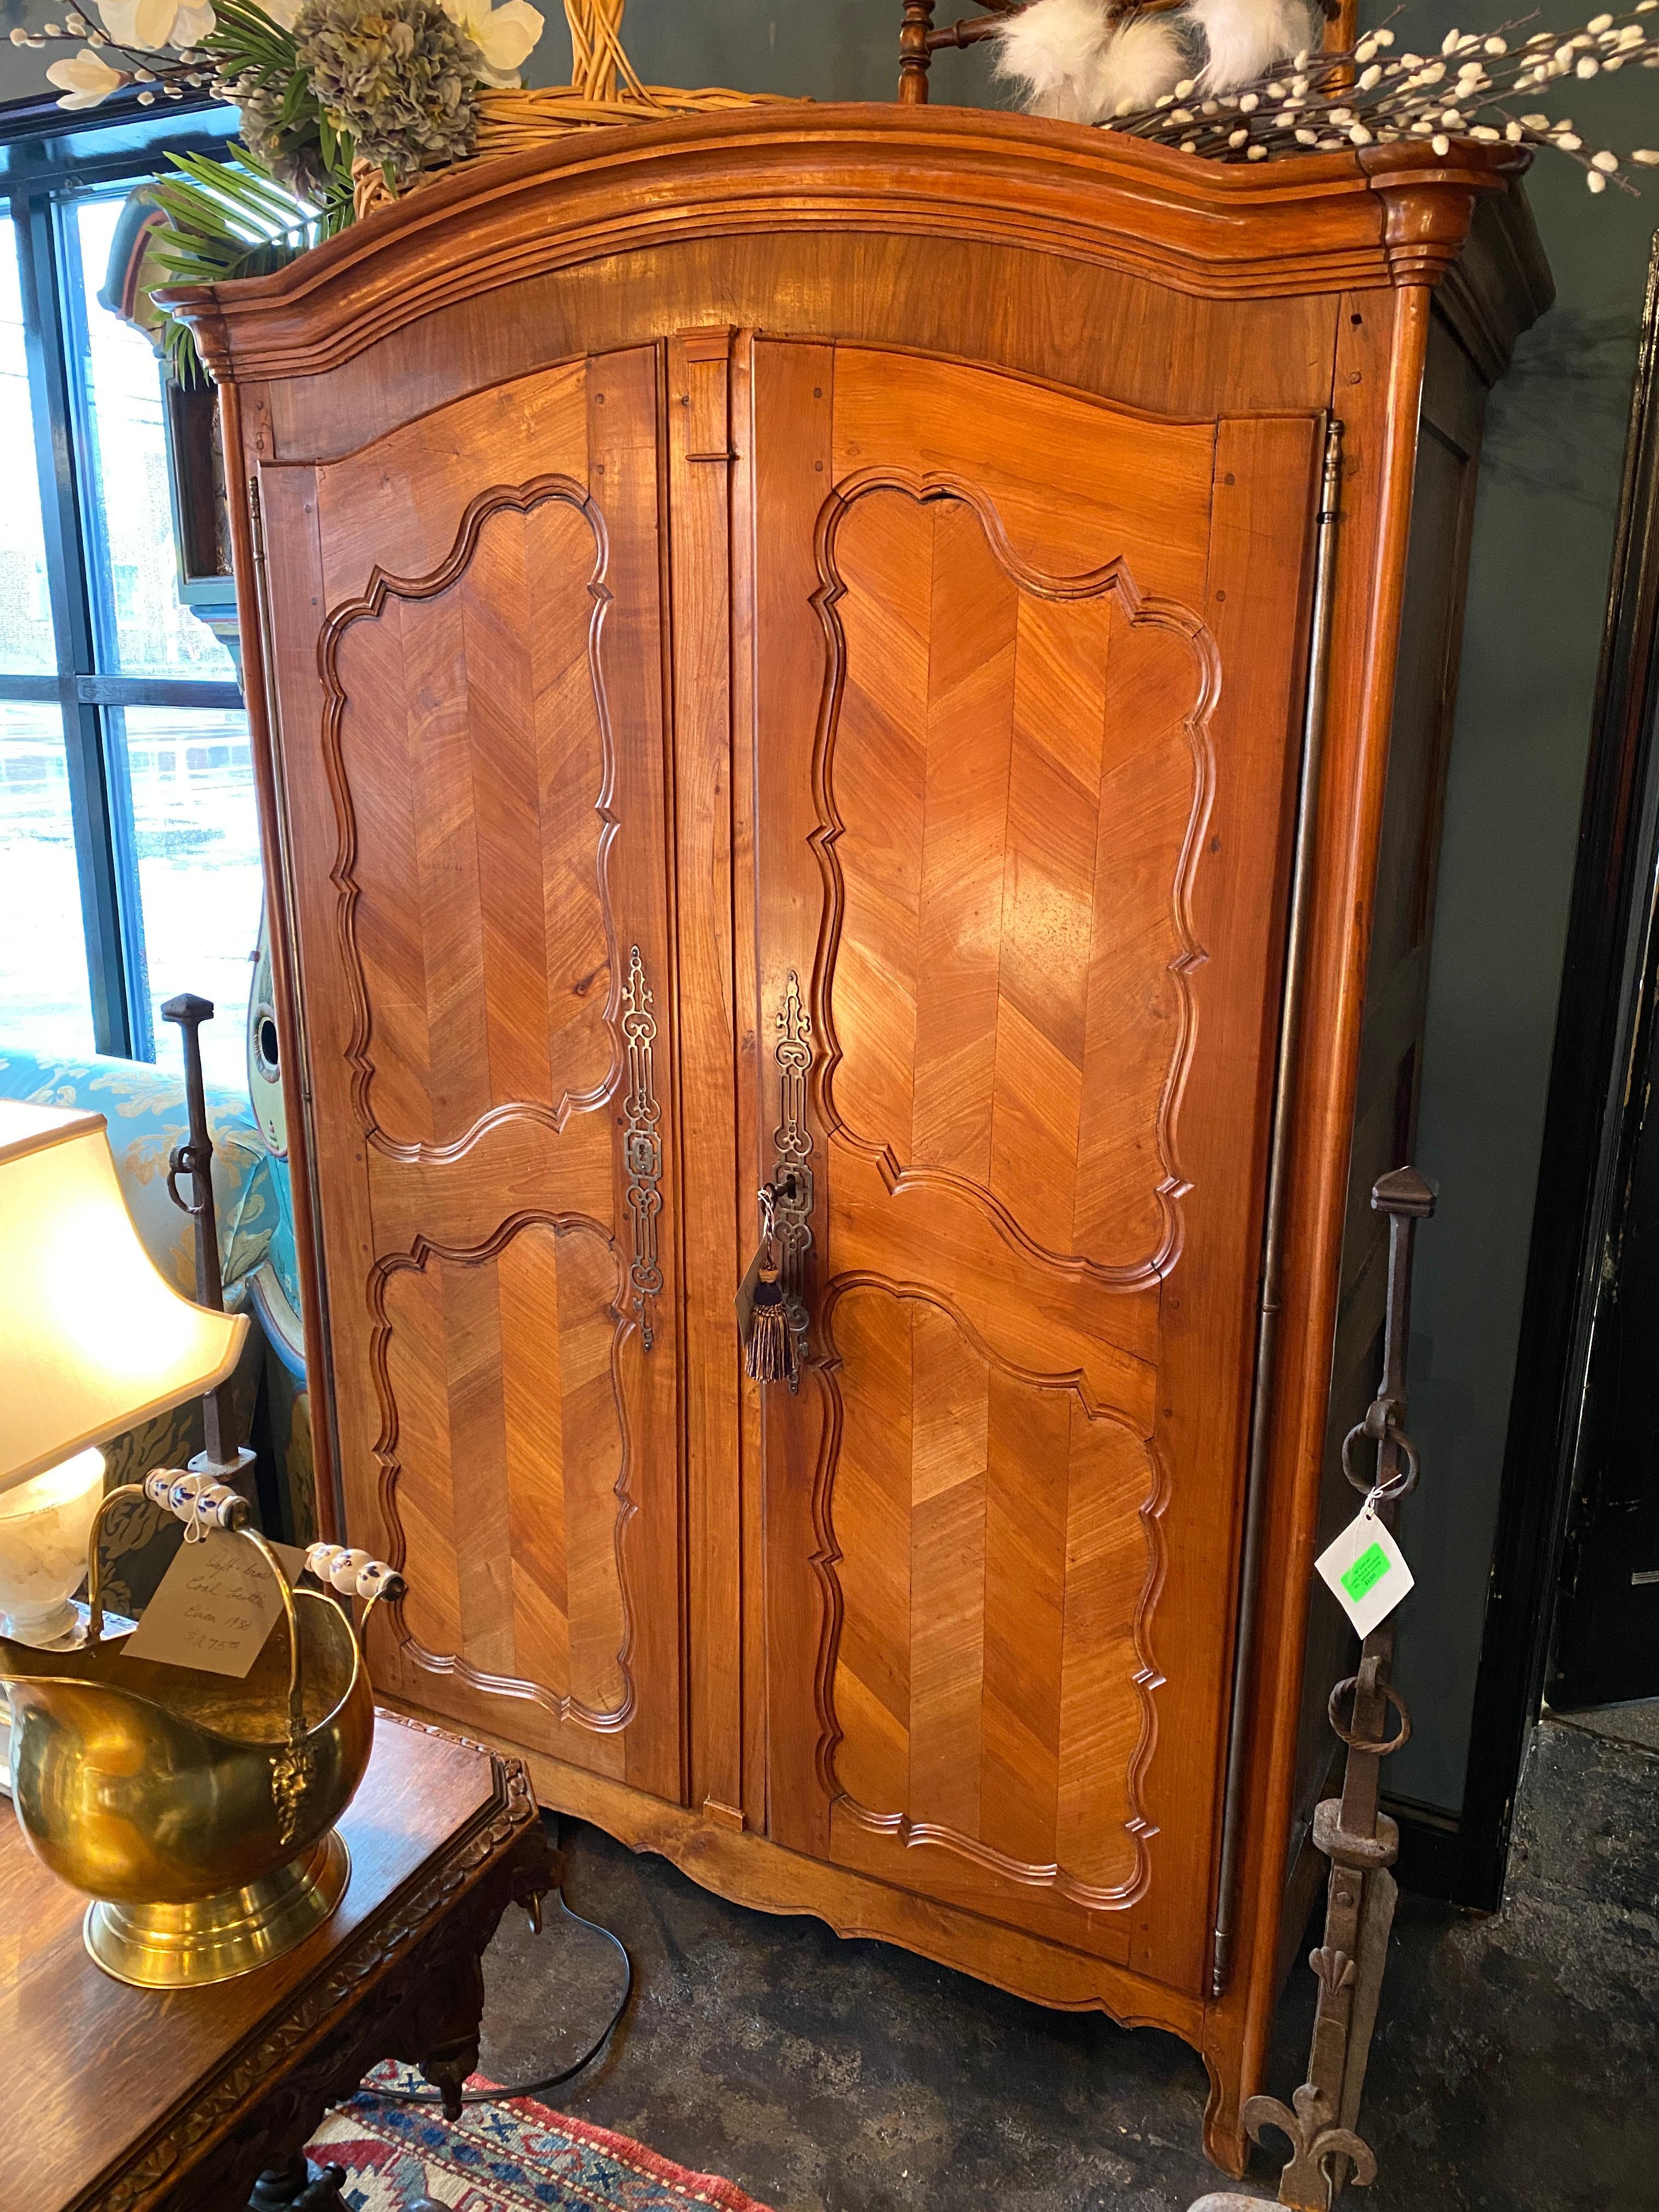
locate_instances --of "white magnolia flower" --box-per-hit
[442,0,543,87]
[47,44,125,104]
[97,0,173,44]
[97,0,212,48]
[259,0,301,26]
[171,1,215,43]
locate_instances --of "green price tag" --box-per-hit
[1341,1542,1391,1604]
[1317,1510,1413,1633]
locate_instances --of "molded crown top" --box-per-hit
[154,103,1551,387]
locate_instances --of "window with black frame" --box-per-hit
[1,109,262,1090]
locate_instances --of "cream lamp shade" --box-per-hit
[0,1099,247,1498]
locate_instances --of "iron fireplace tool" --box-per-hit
[1193,1164,1435,2211]
[162,989,259,1500]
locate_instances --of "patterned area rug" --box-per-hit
[307,2070,773,2212]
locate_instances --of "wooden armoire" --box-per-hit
[167,108,1549,2172]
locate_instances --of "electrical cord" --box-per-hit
[362,1891,633,2109]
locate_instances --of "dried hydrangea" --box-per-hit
[220,62,334,198]
[291,0,482,184]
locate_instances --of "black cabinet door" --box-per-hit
[1552,949,1659,1709]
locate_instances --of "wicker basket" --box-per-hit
[471,0,805,160]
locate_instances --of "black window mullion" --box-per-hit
[0,674,247,710]
[7,120,247,1071]
[12,184,136,1060]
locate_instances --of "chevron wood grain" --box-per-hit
[323,490,613,1155]
[749,341,1314,1991]
[263,350,684,1808]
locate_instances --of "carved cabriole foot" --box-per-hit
[132,1735,554,2212]
[419,2032,482,2123]
[1199,2035,1251,2182]
[210,1826,548,2209]
[247,2154,347,2209]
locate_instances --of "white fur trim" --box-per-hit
[1180,0,1321,93]
[993,0,1189,124]
[1091,15,1191,121]
[992,0,1113,121]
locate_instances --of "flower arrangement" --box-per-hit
[18,0,1655,387]
[13,0,543,376]
[20,0,541,120]
[992,0,1659,189]
[14,0,802,379]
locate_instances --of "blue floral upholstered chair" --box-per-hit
[0,1038,317,1612]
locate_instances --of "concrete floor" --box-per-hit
[1554,1695,1659,1756]
[465,1717,1658,2212]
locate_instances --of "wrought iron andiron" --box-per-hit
[1194,1163,1435,2212]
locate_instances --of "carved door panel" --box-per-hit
[258,350,682,1802]
[744,340,1321,1993]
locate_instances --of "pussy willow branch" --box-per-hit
[9,12,211,101]
[1108,6,1659,191]
[22,2,1659,189]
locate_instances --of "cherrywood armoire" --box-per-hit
[166,108,1549,2174]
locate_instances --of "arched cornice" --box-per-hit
[155,105,1544,386]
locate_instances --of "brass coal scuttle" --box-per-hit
[0,1468,402,1988]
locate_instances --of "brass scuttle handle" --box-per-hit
[1,1467,405,1987]
[84,1472,405,1758]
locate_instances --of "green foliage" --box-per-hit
[144,144,354,385]
[139,0,359,386]
[204,0,358,205]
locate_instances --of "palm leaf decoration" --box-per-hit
[142,0,357,385]
[145,148,353,384]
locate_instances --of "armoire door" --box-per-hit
[744,339,1322,1995]
[257,347,684,1804]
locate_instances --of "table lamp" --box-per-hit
[0,1099,247,1648]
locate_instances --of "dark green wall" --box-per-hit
[521,0,997,101]
[0,0,1001,102]
[2,0,1651,1811]
[1367,2,1652,1808]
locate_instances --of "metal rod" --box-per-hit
[1235,1165,1432,2209]
[163,990,240,1469]
[1335,1168,1432,1843]
[247,469,347,1544]
[1211,414,1344,1998]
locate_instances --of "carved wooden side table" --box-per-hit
[2,1708,556,2212]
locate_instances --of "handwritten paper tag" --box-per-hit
[1315,1508,1414,1640]
[122,1531,308,1678]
